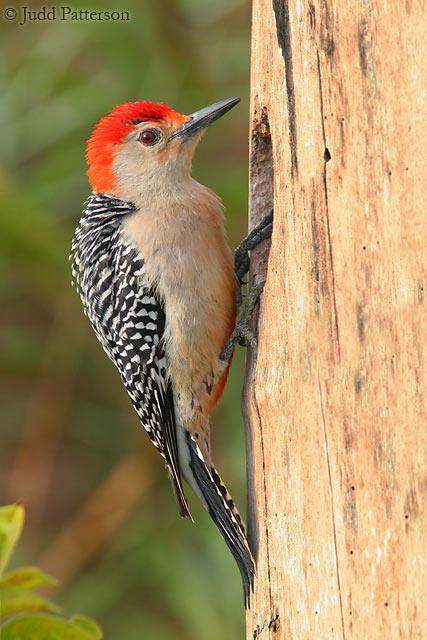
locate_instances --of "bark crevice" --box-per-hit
[316,49,341,359]
[318,377,347,640]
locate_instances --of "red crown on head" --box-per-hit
[86,101,185,193]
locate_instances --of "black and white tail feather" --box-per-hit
[184,432,254,607]
[71,193,254,607]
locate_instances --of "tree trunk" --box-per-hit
[244,1,427,638]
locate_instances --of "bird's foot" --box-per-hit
[221,210,272,362]
[234,210,273,309]
[234,209,273,282]
[220,280,266,362]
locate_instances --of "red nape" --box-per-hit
[86,101,185,194]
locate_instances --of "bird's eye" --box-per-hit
[139,129,159,145]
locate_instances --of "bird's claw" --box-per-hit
[234,209,273,309]
[221,280,266,362]
[234,209,273,282]
[221,209,273,361]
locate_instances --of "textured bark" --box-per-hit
[244,1,427,638]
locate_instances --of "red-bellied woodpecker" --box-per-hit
[71,97,272,606]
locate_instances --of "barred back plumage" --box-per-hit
[71,193,190,518]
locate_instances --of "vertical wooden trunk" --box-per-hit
[244,1,427,638]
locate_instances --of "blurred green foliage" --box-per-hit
[0,0,251,637]
[0,504,103,639]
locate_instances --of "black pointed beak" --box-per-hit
[170,96,240,142]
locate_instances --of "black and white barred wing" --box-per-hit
[71,194,191,520]
[110,242,191,519]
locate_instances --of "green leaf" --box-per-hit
[0,504,25,575]
[0,567,59,590]
[69,615,103,638]
[0,613,103,639]
[0,586,60,619]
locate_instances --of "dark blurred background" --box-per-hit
[0,0,251,637]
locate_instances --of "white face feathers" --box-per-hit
[112,120,202,205]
